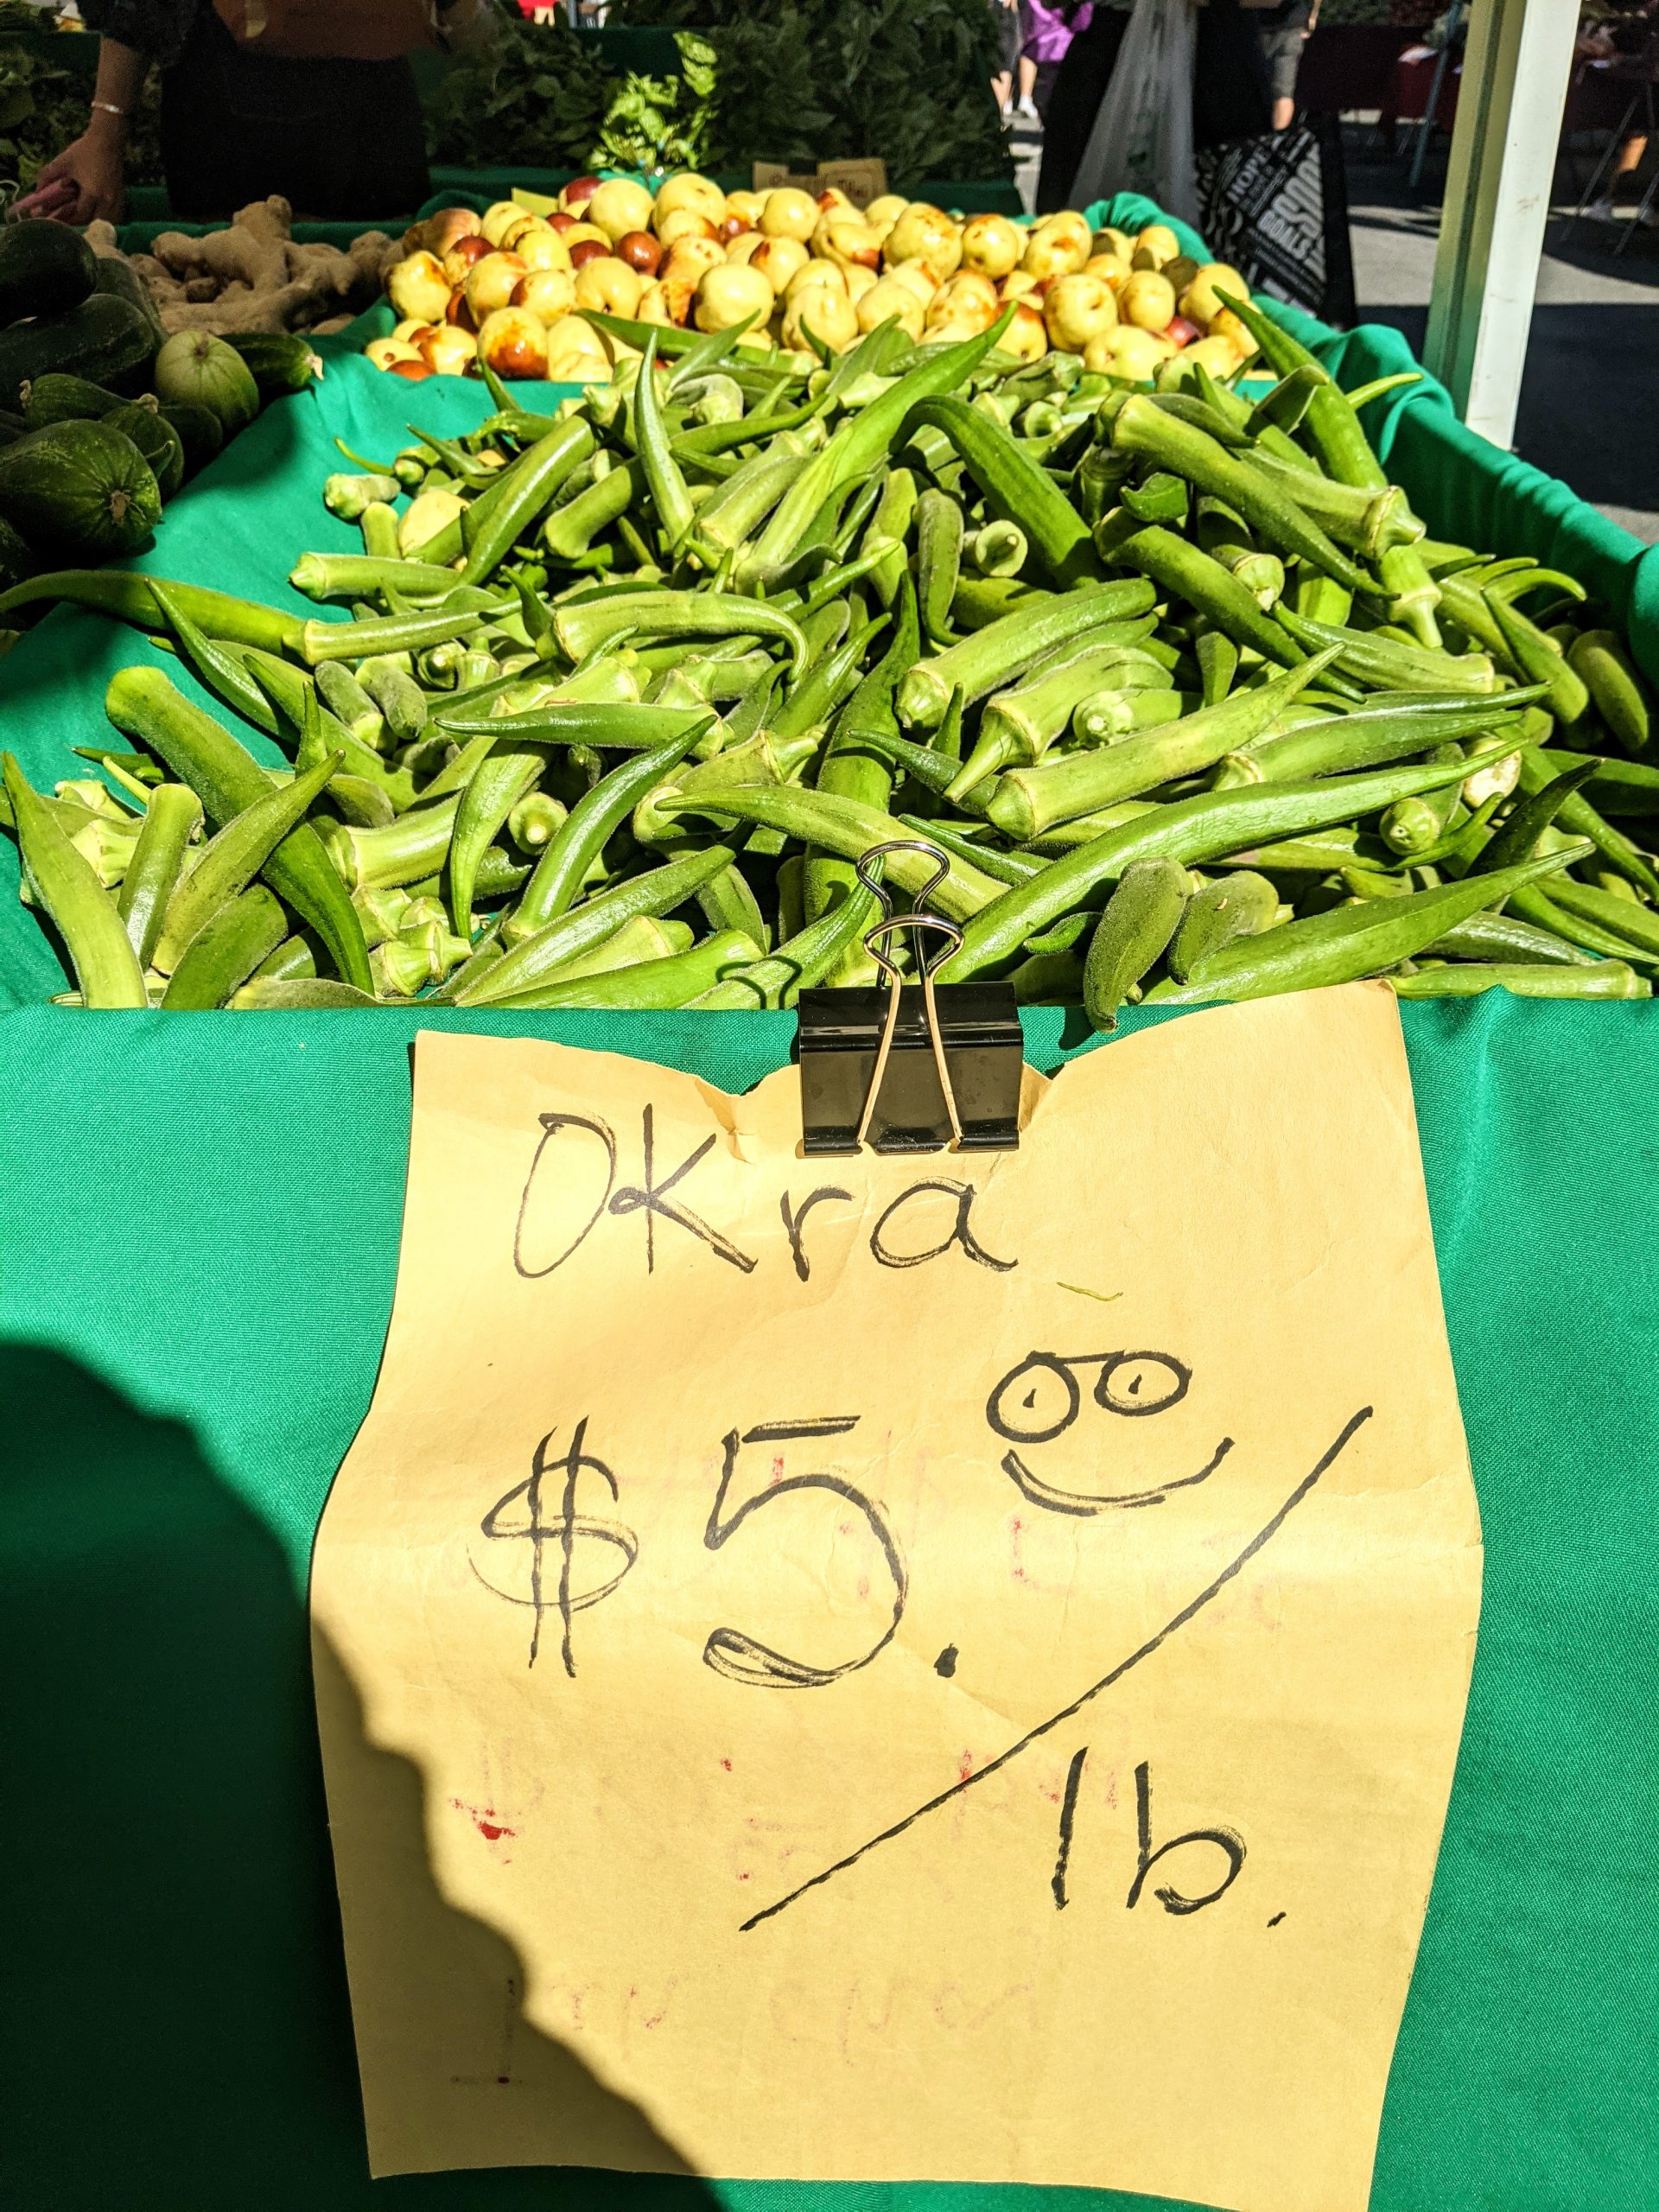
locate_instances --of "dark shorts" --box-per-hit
[1260,22,1308,105]
[995,2,1023,75]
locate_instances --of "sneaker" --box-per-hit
[1014,96,1041,125]
[1582,196,1620,222]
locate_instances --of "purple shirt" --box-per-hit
[1020,0,1093,67]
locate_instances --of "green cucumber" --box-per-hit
[105,401,186,501]
[0,293,158,412]
[158,402,225,475]
[0,512,35,587]
[92,252,164,337]
[0,420,162,559]
[226,331,322,398]
[0,219,98,326]
[22,372,135,430]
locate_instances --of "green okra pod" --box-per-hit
[662,783,1007,920]
[117,781,201,967]
[1275,606,1496,693]
[493,927,762,1012]
[859,464,918,608]
[741,312,1016,590]
[902,395,1098,586]
[1512,747,1659,900]
[1471,759,1599,877]
[289,554,460,604]
[1095,517,1302,669]
[160,884,289,1009]
[553,588,807,677]
[105,667,372,991]
[152,748,340,975]
[452,844,737,1006]
[1487,593,1590,724]
[1567,629,1650,753]
[507,718,715,942]
[2,752,148,1007]
[687,879,883,1008]
[0,570,305,654]
[455,416,595,585]
[985,650,1340,841]
[1147,845,1589,1005]
[1111,394,1370,593]
[1425,910,1594,965]
[1083,859,1190,1030]
[1169,871,1279,980]
[447,741,552,938]
[301,604,492,667]
[916,487,964,648]
[897,580,1155,731]
[938,749,1503,980]
[1391,961,1649,999]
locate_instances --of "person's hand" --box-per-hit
[21,123,125,226]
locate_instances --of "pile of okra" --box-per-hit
[4,291,1659,1016]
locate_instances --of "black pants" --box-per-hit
[158,10,430,221]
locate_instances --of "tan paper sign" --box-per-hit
[751,157,889,207]
[313,986,1481,2212]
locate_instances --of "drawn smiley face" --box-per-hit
[985,1351,1234,1513]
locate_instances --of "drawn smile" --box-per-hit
[1001,1433,1236,1515]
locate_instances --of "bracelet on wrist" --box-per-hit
[90,99,128,124]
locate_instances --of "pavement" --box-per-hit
[1344,127,1659,543]
[1010,111,1659,541]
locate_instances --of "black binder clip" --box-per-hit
[796,840,1023,1156]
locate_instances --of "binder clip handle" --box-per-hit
[853,841,965,1152]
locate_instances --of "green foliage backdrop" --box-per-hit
[429,1,1014,186]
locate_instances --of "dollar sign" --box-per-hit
[474,1419,638,1675]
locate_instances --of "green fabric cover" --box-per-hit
[0,238,1656,2212]
[3,994,1656,2212]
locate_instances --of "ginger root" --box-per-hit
[120,199,389,334]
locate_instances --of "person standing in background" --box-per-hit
[990,0,1025,118]
[18,2,490,224]
[1020,2,1093,125]
[1253,0,1319,131]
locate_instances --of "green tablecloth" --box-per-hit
[0,257,1655,2212]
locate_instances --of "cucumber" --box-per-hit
[105,401,186,502]
[0,219,98,327]
[92,253,164,337]
[21,372,135,429]
[0,512,36,588]
[0,420,162,559]
[226,330,322,398]
[0,295,159,413]
[158,401,224,476]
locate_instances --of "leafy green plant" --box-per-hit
[0,11,162,200]
[429,0,1011,186]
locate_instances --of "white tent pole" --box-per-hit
[1421,0,1580,449]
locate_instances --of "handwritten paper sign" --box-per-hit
[751,157,889,207]
[313,986,1481,2212]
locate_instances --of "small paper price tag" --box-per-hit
[314,986,1480,2210]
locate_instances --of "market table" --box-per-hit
[3,223,1656,2212]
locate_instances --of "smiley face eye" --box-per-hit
[985,1351,1081,1444]
[1094,1352,1191,1419]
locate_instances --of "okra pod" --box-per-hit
[117,781,202,966]
[1147,846,1587,1005]
[897,580,1155,730]
[105,667,372,991]
[985,650,1339,840]
[452,844,737,1006]
[1391,961,1648,999]
[1083,860,1190,1030]
[2,751,147,1007]
[160,884,289,1009]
